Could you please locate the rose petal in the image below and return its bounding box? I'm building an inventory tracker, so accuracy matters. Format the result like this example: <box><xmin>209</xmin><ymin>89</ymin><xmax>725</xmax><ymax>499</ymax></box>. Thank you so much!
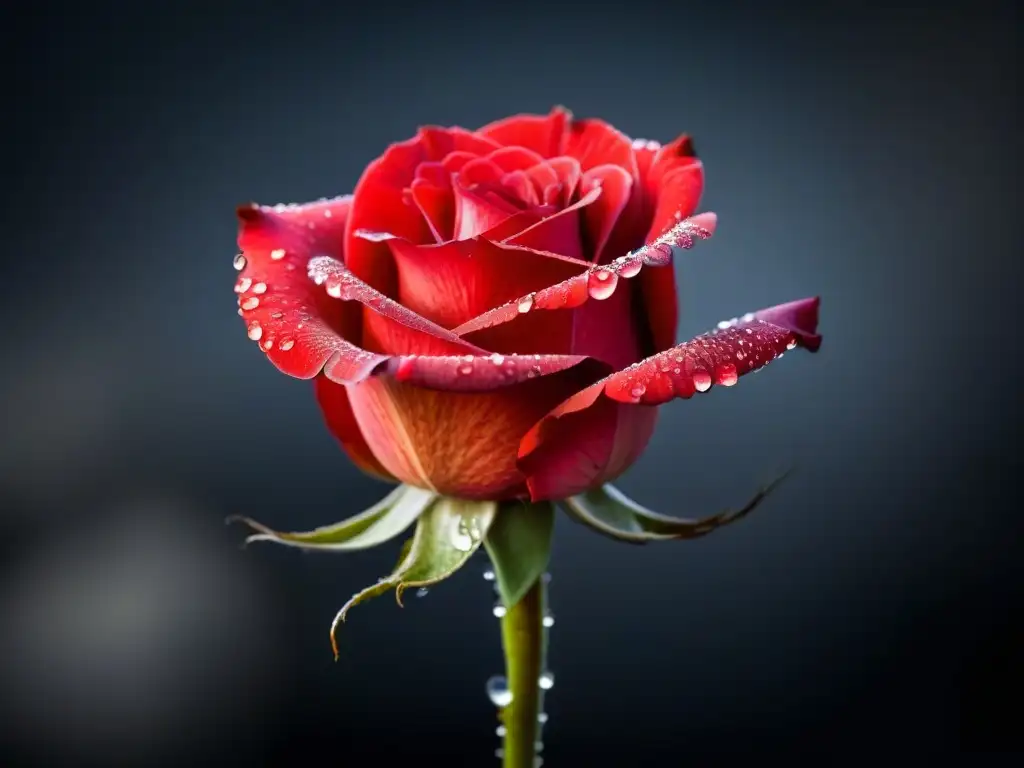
<box><xmin>451</xmin><ymin>176</ymin><xmax>523</xmax><ymax>240</ymax></box>
<box><xmin>453</xmin><ymin>213</ymin><xmax>717</xmax><ymax>339</ymax></box>
<box><xmin>545</xmin><ymin>156</ymin><xmax>582</xmax><ymax>207</ymax></box>
<box><xmin>314</xmin><ymin>377</ymin><xmax>396</xmax><ymax>481</ymax></box>
<box><xmin>579</xmin><ymin>164</ymin><xmax>633</xmax><ymax>262</ymax></box>
<box><xmin>384</xmin><ymin>233</ymin><xmax>588</xmax><ymax>329</ymax></box>
<box><xmin>477</xmin><ymin>106</ymin><xmax>572</xmax><ymax>158</ymax></box>
<box><xmin>564</xmin><ymin>117</ymin><xmax>639</xmax><ymax>175</ymax></box>
<box><xmin>503</xmin><ymin>184</ymin><xmax>601</xmax><ymax>259</ymax></box>
<box><xmin>388</xmin><ymin>352</ymin><xmax>594</xmax><ymax>391</ymax></box>
<box><xmin>409</xmin><ymin>177</ymin><xmax>451</xmax><ymax>243</ymax></box>
<box><xmin>638</xmin><ymin>135</ymin><xmax>705</xmax><ymax>352</ymax></box>
<box><xmin>306</xmin><ymin>254</ymin><xmax>482</xmax><ymax>356</ymax></box>
<box><xmin>345</xmin><ymin>127</ymin><xmax>501</xmax><ymax>295</ymax></box>
<box><xmin>346</xmin><ymin>357</ymin><xmax>606</xmax><ymax>499</ymax></box>
<box><xmin>517</xmin><ymin>297</ymin><xmax>822</xmax><ymax>500</ymax></box>
<box><xmin>486</xmin><ymin>145</ymin><xmax>549</xmax><ymax>173</ymax></box>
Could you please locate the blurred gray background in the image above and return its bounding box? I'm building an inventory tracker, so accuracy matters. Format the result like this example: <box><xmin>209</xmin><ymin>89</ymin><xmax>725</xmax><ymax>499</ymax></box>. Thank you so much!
<box><xmin>1</xmin><ymin>1</ymin><xmax>1019</xmax><ymax>765</ymax></box>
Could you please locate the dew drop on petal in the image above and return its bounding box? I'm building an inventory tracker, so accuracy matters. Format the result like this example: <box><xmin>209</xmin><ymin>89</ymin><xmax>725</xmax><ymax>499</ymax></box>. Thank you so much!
<box><xmin>261</xmin><ymin>338</ymin><xmax>274</xmax><ymax>351</ymax></box>
<box><xmin>241</xmin><ymin>296</ymin><xmax>260</xmax><ymax>310</ymax></box>
<box><xmin>538</xmin><ymin>671</ymin><xmax>555</xmax><ymax>690</ymax></box>
<box><xmin>486</xmin><ymin>676</ymin><xmax>513</xmax><ymax>708</ymax></box>
<box><xmin>786</xmin><ymin>337</ymin><xmax>798</xmax><ymax>350</ymax></box>
<box><xmin>587</xmin><ymin>268</ymin><xmax>618</xmax><ymax>300</ymax></box>
<box><xmin>492</xmin><ymin>601</ymin><xmax>507</xmax><ymax>618</ymax></box>
<box><xmin>246</xmin><ymin>321</ymin><xmax>263</xmax><ymax>341</ymax></box>
<box><xmin>451</xmin><ymin>517</ymin><xmax>476</xmax><ymax>551</ymax></box>
<box><xmin>279</xmin><ymin>338</ymin><xmax>295</xmax><ymax>351</ymax></box>
<box><xmin>715</xmin><ymin>362</ymin><xmax>738</xmax><ymax>387</ymax></box>
<box><xmin>489</xmin><ymin>353</ymin><xmax>505</xmax><ymax>366</ymax></box>
<box><xmin>692</xmin><ymin>369</ymin><xmax>712</xmax><ymax>392</ymax></box>
<box><xmin>458</xmin><ymin>361</ymin><xmax>475</xmax><ymax>375</ymax></box>
<box><xmin>518</xmin><ymin>294</ymin><xmax>535</xmax><ymax>313</ymax></box>
<box><xmin>233</xmin><ymin>253</ymin><xmax>246</xmax><ymax>271</ymax></box>
<box><xmin>742</xmin><ymin>312</ymin><xmax>756</xmax><ymax>323</ymax></box>
<box><xmin>235</xmin><ymin>276</ymin><xmax>252</xmax><ymax>293</ymax></box>
<box><xmin>270</xmin><ymin>248</ymin><xmax>286</xmax><ymax>260</ymax></box>
<box><xmin>629</xmin><ymin>383</ymin><xmax>646</xmax><ymax>399</ymax></box>
<box><xmin>252</xmin><ymin>282</ymin><xmax>267</xmax><ymax>294</ymax></box>
<box><xmin>617</xmin><ymin>255</ymin><xmax>642</xmax><ymax>278</ymax></box>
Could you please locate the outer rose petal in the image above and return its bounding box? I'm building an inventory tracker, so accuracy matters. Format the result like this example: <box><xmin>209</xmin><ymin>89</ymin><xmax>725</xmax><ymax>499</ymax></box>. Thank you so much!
<box><xmin>314</xmin><ymin>377</ymin><xmax>396</xmax><ymax>481</ymax></box>
<box><xmin>518</xmin><ymin>297</ymin><xmax>822</xmax><ymax>500</ymax></box>
<box><xmin>638</xmin><ymin>135</ymin><xmax>705</xmax><ymax>352</ymax></box>
<box><xmin>477</xmin><ymin>106</ymin><xmax>572</xmax><ymax>158</ymax></box>
<box><xmin>346</xmin><ymin>358</ymin><xmax>607</xmax><ymax>500</ymax></box>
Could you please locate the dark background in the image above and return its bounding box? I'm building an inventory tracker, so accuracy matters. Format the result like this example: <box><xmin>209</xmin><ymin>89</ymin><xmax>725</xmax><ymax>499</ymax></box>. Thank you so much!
<box><xmin>1</xmin><ymin>1</ymin><xmax>1019</xmax><ymax>765</ymax></box>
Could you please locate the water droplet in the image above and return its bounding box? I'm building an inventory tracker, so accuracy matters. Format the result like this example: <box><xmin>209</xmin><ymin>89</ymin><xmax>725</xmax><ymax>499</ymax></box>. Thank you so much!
<box><xmin>489</xmin><ymin>352</ymin><xmax>505</xmax><ymax>365</ymax></box>
<box><xmin>538</xmin><ymin>671</ymin><xmax>555</xmax><ymax>690</ymax></box>
<box><xmin>538</xmin><ymin>712</ymin><xmax>549</xmax><ymax>725</ymax></box>
<box><xmin>415</xmin><ymin>587</ymin><xmax>429</xmax><ymax>598</ymax></box>
<box><xmin>542</xmin><ymin>572</ymin><xmax>552</xmax><ymax>584</ymax></box>
<box><xmin>692</xmin><ymin>369</ymin><xmax>712</xmax><ymax>392</ymax></box>
<box><xmin>261</xmin><ymin>338</ymin><xmax>274</xmax><ymax>350</ymax></box>
<box><xmin>742</xmin><ymin>312</ymin><xmax>756</xmax><ymax>323</ymax></box>
<box><xmin>279</xmin><ymin>338</ymin><xmax>295</xmax><ymax>351</ymax></box>
<box><xmin>629</xmin><ymin>383</ymin><xmax>646</xmax><ymax>399</ymax></box>
<box><xmin>270</xmin><ymin>248</ymin><xmax>286</xmax><ymax>260</ymax></box>
<box><xmin>716</xmin><ymin>362</ymin><xmax>738</xmax><ymax>386</ymax></box>
<box><xmin>542</xmin><ymin>611</ymin><xmax>555</xmax><ymax>628</ymax></box>
<box><xmin>451</xmin><ymin>517</ymin><xmax>477</xmax><ymax>551</ymax></box>
<box><xmin>527</xmin><ymin>366</ymin><xmax>540</xmax><ymax>379</ymax></box>
<box><xmin>617</xmin><ymin>255</ymin><xmax>642</xmax><ymax>278</ymax></box>
<box><xmin>233</xmin><ymin>253</ymin><xmax>246</xmax><ymax>270</ymax></box>
<box><xmin>252</xmin><ymin>281</ymin><xmax>267</xmax><ymax>294</ymax></box>
<box><xmin>483</xmin><ymin>568</ymin><xmax>496</xmax><ymax>581</ymax></box>
<box><xmin>786</xmin><ymin>337</ymin><xmax>798</xmax><ymax>350</ymax></box>
<box><xmin>235</xmin><ymin>276</ymin><xmax>252</xmax><ymax>293</ymax></box>
<box><xmin>323</xmin><ymin>209</ymin><xmax>332</xmax><ymax>218</ymax></box>
<box><xmin>587</xmin><ymin>268</ymin><xmax>618</xmax><ymax>300</ymax></box>
<box><xmin>535</xmin><ymin>741</ymin><xmax>545</xmax><ymax>753</ymax></box>
<box><xmin>496</xmin><ymin>725</ymin><xmax>507</xmax><ymax>738</ymax></box>
<box><xmin>736</xmin><ymin>351</ymin><xmax>745</xmax><ymax>360</ymax></box>
<box><xmin>492</xmin><ymin>601</ymin><xmax>507</xmax><ymax>618</ymax></box>
<box><xmin>518</xmin><ymin>294</ymin><xmax>535</xmax><ymax>313</ymax></box>
<box><xmin>246</xmin><ymin>321</ymin><xmax>263</xmax><ymax>341</ymax></box>
<box><xmin>486</xmin><ymin>676</ymin><xmax>513</xmax><ymax>707</ymax></box>
<box><xmin>458</xmin><ymin>361</ymin><xmax>475</xmax><ymax>375</ymax></box>
<box><xmin>241</xmin><ymin>296</ymin><xmax>260</xmax><ymax>310</ymax></box>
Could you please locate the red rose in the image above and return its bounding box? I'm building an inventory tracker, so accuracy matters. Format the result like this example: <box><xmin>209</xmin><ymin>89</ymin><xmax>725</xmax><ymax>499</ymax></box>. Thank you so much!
<box><xmin>234</xmin><ymin>107</ymin><xmax>821</xmax><ymax>501</ymax></box>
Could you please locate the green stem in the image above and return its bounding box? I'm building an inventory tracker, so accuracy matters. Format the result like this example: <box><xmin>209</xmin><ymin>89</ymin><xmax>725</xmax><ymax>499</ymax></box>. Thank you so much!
<box><xmin>499</xmin><ymin>575</ymin><xmax>546</xmax><ymax>768</ymax></box>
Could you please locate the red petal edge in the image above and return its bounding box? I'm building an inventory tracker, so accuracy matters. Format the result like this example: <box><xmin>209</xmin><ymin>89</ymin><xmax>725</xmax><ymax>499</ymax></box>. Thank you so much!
<box><xmin>453</xmin><ymin>212</ymin><xmax>718</xmax><ymax>337</ymax></box>
<box><xmin>235</xmin><ymin>206</ymin><xmax>596</xmax><ymax>393</ymax></box>
<box><xmin>517</xmin><ymin>297</ymin><xmax>822</xmax><ymax>500</ymax></box>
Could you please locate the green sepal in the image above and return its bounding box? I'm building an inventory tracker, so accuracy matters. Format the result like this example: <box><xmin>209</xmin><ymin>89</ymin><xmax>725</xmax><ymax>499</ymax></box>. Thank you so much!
<box><xmin>484</xmin><ymin>500</ymin><xmax>556</xmax><ymax>609</ymax></box>
<box><xmin>227</xmin><ymin>484</ymin><xmax>435</xmax><ymax>551</ymax></box>
<box><xmin>329</xmin><ymin>496</ymin><xmax>497</xmax><ymax>658</ymax></box>
<box><xmin>560</xmin><ymin>470</ymin><xmax>792</xmax><ymax>544</ymax></box>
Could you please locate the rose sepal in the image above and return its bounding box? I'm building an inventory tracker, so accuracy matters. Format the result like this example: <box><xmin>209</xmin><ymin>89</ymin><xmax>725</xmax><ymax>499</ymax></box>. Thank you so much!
<box><xmin>329</xmin><ymin>495</ymin><xmax>497</xmax><ymax>657</ymax></box>
<box><xmin>484</xmin><ymin>500</ymin><xmax>556</xmax><ymax>610</ymax></box>
<box><xmin>227</xmin><ymin>484</ymin><xmax>436</xmax><ymax>551</ymax></box>
<box><xmin>559</xmin><ymin>469</ymin><xmax>792</xmax><ymax>544</ymax></box>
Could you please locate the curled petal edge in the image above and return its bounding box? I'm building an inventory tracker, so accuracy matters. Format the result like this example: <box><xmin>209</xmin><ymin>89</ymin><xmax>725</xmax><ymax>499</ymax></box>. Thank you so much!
<box><xmin>518</xmin><ymin>297</ymin><xmax>822</xmax><ymax>500</ymax></box>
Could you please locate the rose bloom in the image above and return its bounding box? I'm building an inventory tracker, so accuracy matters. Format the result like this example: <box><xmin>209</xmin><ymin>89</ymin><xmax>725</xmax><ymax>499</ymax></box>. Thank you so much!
<box><xmin>234</xmin><ymin>107</ymin><xmax>820</xmax><ymax>502</ymax></box>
